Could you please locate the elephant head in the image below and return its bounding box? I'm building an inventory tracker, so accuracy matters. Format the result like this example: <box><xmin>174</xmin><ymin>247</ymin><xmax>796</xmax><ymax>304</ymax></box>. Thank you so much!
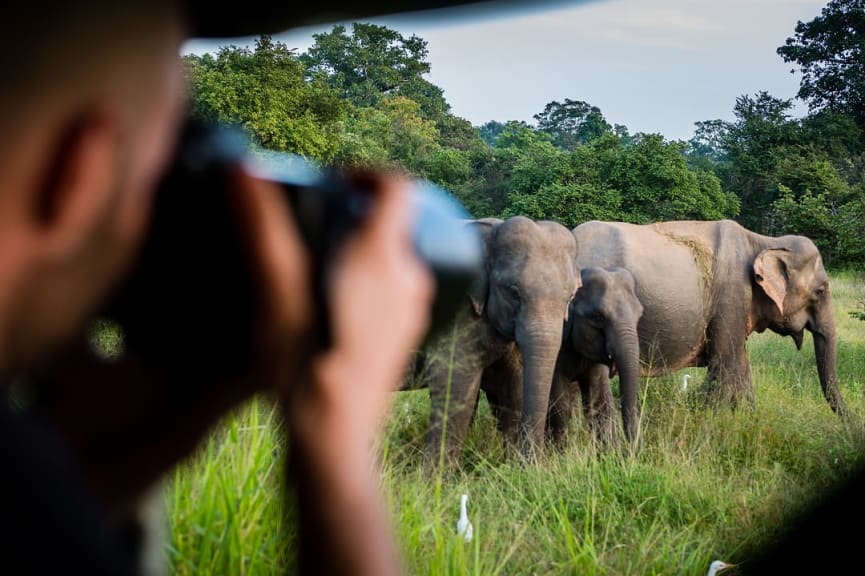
<box><xmin>469</xmin><ymin>216</ymin><xmax>581</xmax><ymax>456</ymax></box>
<box><xmin>752</xmin><ymin>235</ymin><xmax>846</xmax><ymax>415</ymax></box>
<box><xmin>567</xmin><ymin>267</ymin><xmax>644</xmax><ymax>442</ymax></box>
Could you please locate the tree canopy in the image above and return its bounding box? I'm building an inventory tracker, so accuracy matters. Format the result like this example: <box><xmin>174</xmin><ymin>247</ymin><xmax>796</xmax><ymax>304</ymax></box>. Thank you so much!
<box><xmin>184</xmin><ymin>11</ymin><xmax>865</xmax><ymax>268</ymax></box>
<box><xmin>533</xmin><ymin>99</ymin><xmax>612</xmax><ymax>150</ymax></box>
<box><xmin>777</xmin><ymin>0</ymin><xmax>865</xmax><ymax>126</ymax></box>
<box><xmin>184</xmin><ymin>36</ymin><xmax>345</xmax><ymax>160</ymax></box>
<box><xmin>301</xmin><ymin>23</ymin><xmax>437</xmax><ymax>111</ymax></box>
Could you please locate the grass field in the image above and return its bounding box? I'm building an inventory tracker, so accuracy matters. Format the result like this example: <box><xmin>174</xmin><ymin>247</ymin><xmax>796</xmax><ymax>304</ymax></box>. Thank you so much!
<box><xmin>166</xmin><ymin>272</ymin><xmax>865</xmax><ymax>575</ymax></box>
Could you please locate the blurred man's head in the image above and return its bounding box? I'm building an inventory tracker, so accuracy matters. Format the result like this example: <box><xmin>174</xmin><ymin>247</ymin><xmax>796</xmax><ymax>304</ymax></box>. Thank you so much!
<box><xmin>0</xmin><ymin>0</ymin><xmax>498</xmax><ymax>372</ymax></box>
<box><xmin>0</xmin><ymin>2</ymin><xmax>186</xmax><ymax>369</ymax></box>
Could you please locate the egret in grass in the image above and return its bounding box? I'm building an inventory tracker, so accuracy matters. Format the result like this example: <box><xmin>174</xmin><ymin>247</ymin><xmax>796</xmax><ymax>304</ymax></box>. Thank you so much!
<box><xmin>681</xmin><ymin>373</ymin><xmax>691</xmax><ymax>392</ymax></box>
<box><xmin>456</xmin><ymin>493</ymin><xmax>473</xmax><ymax>543</ymax></box>
<box><xmin>707</xmin><ymin>560</ymin><xmax>736</xmax><ymax>575</ymax></box>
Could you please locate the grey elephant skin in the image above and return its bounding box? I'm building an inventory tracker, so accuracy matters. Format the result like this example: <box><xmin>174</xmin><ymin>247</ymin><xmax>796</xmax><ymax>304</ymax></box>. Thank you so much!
<box><xmin>421</xmin><ymin>216</ymin><xmax>580</xmax><ymax>464</ymax></box>
<box><xmin>571</xmin><ymin>220</ymin><xmax>846</xmax><ymax>415</ymax></box>
<box><xmin>551</xmin><ymin>267</ymin><xmax>644</xmax><ymax>444</ymax></box>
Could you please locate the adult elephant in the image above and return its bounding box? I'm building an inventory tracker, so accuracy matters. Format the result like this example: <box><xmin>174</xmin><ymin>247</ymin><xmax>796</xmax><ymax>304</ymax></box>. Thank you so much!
<box><xmin>571</xmin><ymin>220</ymin><xmax>846</xmax><ymax>415</ymax></box>
<box><xmin>422</xmin><ymin>216</ymin><xmax>580</xmax><ymax>463</ymax></box>
<box><xmin>550</xmin><ymin>267</ymin><xmax>644</xmax><ymax>444</ymax></box>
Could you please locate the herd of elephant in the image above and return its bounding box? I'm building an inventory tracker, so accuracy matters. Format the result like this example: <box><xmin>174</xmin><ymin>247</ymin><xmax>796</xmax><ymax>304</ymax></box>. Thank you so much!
<box><xmin>406</xmin><ymin>216</ymin><xmax>847</xmax><ymax>464</ymax></box>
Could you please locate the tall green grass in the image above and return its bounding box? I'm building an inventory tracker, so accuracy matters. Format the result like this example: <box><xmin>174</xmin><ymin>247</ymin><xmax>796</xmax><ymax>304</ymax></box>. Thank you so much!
<box><xmin>166</xmin><ymin>272</ymin><xmax>865</xmax><ymax>575</ymax></box>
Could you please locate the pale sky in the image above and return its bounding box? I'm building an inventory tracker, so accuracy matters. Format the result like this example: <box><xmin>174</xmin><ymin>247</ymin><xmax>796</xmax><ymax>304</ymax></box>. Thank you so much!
<box><xmin>183</xmin><ymin>0</ymin><xmax>829</xmax><ymax>142</ymax></box>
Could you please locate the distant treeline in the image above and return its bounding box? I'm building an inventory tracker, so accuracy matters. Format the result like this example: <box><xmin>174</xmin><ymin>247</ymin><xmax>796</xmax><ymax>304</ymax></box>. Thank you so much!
<box><xmin>184</xmin><ymin>0</ymin><xmax>865</xmax><ymax>267</ymax></box>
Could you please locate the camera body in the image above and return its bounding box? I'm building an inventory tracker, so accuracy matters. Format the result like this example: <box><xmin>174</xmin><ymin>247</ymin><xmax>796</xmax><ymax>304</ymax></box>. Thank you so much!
<box><xmin>102</xmin><ymin>121</ymin><xmax>482</xmax><ymax>376</ymax></box>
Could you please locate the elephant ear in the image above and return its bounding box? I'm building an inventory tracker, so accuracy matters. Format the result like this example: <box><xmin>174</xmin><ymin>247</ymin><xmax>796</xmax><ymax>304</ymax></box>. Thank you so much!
<box><xmin>560</xmin><ymin>233</ymin><xmax>582</xmax><ymax>322</ymax></box>
<box><xmin>754</xmin><ymin>248</ymin><xmax>791</xmax><ymax>315</ymax></box>
<box><xmin>564</xmin><ymin>263</ymin><xmax>583</xmax><ymax>322</ymax></box>
<box><xmin>572</xmin><ymin>259</ymin><xmax>583</xmax><ymax>294</ymax></box>
<box><xmin>466</xmin><ymin>220</ymin><xmax>498</xmax><ymax>316</ymax></box>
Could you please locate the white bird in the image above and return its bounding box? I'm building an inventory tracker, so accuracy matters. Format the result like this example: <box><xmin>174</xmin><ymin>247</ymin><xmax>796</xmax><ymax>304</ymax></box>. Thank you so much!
<box><xmin>707</xmin><ymin>560</ymin><xmax>736</xmax><ymax>576</ymax></box>
<box><xmin>681</xmin><ymin>373</ymin><xmax>691</xmax><ymax>392</ymax></box>
<box><xmin>456</xmin><ymin>493</ymin><xmax>473</xmax><ymax>543</ymax></box>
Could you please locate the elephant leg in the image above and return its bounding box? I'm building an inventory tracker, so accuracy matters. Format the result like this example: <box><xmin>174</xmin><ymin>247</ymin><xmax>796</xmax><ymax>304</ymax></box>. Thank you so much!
<box><xmin>486</xmin><ymin>386</ymin><xmax>502</xmax><ymax>431</ymax></box>
<box><xmin>547</xmin><ymin>369</ymin><xmax>577</xmax><ymax>447</ymax></box>
<box><xmin>423</xmin><ymin>314</ymin><xmax>496</xmax><ymax>468</ymax></box>
<box><xmin>401</xmin><ymin>349</ymin><xmax>429</xmax><ymax>391</ymax></box>
<box><xmin>469</xmin><ymin>389</ymin><xmax>482</xmax><ymax>428</ymax></box>
<box><xmin>425</xmin><ymin>366</ymin><xmax>482</xmax><ymax>468</ymax></box>
<box><xmin>578</xmin><ymin>363</ymin><xmax>617</xmax><ymax>445</ymax></box>
<box><xmin>703</xmin><ymin>320</ymin><xmax>753</xmax><ymax>408</ymax></box>
<box><xmin>481</xmin><ymin>346</ymin><xmax>523</xmax><ymax>456</ymax></box>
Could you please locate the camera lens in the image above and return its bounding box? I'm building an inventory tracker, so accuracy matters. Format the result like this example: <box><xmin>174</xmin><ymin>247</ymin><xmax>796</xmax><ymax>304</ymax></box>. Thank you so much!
<box><xmin>104</xmin><ymin>120</ymin><xmax>482</xmax><ymax>373</ymax></box>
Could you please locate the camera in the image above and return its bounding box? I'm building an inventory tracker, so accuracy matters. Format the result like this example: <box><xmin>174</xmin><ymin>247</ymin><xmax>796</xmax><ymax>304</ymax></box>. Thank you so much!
<box><xmin>102</xmin><ymin>120</ymin><xmax>482</xmax><ymax>376</ymax></box>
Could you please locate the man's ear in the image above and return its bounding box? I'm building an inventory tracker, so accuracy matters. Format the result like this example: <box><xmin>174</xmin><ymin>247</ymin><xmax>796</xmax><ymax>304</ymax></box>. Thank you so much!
<box><xmin>32</xmin><ymin>110</ymin><xmax>120</xmax><ymax>253</ymax></box>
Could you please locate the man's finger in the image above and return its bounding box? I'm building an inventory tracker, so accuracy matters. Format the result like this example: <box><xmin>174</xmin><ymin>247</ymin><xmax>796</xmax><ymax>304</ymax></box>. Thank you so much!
<box><xmin>228</xmin><ymin>168</ymin><xmax>312</xmax><ymax>334</ymax></box>
<box><xmin>363</xmin><ymin>173</ymin><xmax>414</xmax><ymax>250</ymax></box>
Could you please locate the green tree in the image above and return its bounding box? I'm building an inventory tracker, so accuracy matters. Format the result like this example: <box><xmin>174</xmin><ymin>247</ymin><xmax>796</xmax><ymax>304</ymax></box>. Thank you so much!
<box><xmin>301</xmin><ymin>23</ymin><xmax>434</xmax><ymax>109</ymax></box>
<box><xmin>473</xmin><ymin>121</ymin><xmax>549</xmax><ymax>216</ymax></box>
<box><xmin>493</xmin><ymin>120</ymin><xmax>550</xmax><ymax>149</ymax></box>
<box><xmin>397</xmin><ymin>77</ymin><xmax>451</xmax><ymax>125</ymax></box>
<box><xmin>333</xmin><ymin>96</ymin><xmax>440</xmax><ymax>174</ymax></box>
<box><xmin>458</xmin><ymin>144</ymin><xmax>511</xmax><ymax>216</ymax></box>
<box><xmin>613</xmin><ymin>123</ymin><xmax>636</xmax><ymax>147</ymax></box>
<box><xmin>777</xmin><ymin>0</ymin><xmax>865</xmax><ymax>128</ymax></box>
<box><xmin>501</xmin><ymin>141</ymin><xmax>623</xmax><ymax>227</ymax></box>
<box><xmin>716</xmin><ymin>92</ymin><xmax>800</xmax><ymax>230</ymax></box>
<box><xmin>331</xmin><ymin>106</ymin><xmax>391</xmax><ymax>168</ymax></box>
<box><xmin>533</xmin><ymin>99</ymin><xmax>612</xmax><ymax>150</ymax></box>
<box><xmin>423</xmin><ymin>147</ymin><xmax>472</xmax><ymax>186</ymax></box>
<box><xmin>688</xmin><ymin>120</ymin><xmax>729</xmax><ymax>161</ymax></box>
<box><xmin>437</xmin><ymin>115</ymin><xmax>486</xmax><ymax>151</ymax></box>
<box><xmin>770</xmin><ymin>185</ymin><xmax>837</xmax><ymax>260</ymax></box>
<box><xmin>478</xmin><ymin>120</ymin><xmax>506</xmax><ymax>146</ymax></box>
<box><xmin>378</xmin><ymin>96</ymin><xmax>440</xmax><ymax>169</ymax></box>
<box><xmin>184</xmin><ymin>36</ymin><xmax>344</xmax><ymax>160</ymax></box>
<box><xmin>609</xmin><ymin>134</ymin><xmax>739</xmax><ymax>223</ymax></box>
<box><xmin>836</xmin><ymin>186</ymin><xmax>865</xmax><ymax>264</ymax></box>
<box><xmin>801</xmin><ymin>110</ymin><xmax>865</xmax><ymax>180</ymax></box>
<box><xmin>497</xmin><ymin>130</ymin><xmax>736</xmax><ymax>228</ymax></box>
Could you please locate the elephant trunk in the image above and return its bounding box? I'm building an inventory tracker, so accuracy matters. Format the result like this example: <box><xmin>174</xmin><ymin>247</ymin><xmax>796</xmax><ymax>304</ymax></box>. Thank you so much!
<box><xmin>516</xmin><ymin>315</ymin><xmax>564</xmax><ymax>459</ymax></box>
<box><xmin>608</xmin><ymin>323</ymin><xmax>641</xmax><ymax>443</ymax></box>
<box><xmin>812</xmin><ymin>295</ymin><xmax>847</xmax><ymax>416</ymax></box>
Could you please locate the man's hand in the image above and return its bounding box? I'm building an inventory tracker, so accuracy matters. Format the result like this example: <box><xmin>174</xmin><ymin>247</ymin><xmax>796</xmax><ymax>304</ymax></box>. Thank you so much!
<box><xmin>232</xmin><ymin>168</ymin><xmax>433</xmax><ymax>441</ymax></box>
<box><xmin>235</xmin><ymin>169</ymin><xmax>433</xmax><ymax>576</ymax></box>
<box><xmin>26</xmin><ymin>165</ymin><xmax>433</xmax><ymax>576</ymax></box>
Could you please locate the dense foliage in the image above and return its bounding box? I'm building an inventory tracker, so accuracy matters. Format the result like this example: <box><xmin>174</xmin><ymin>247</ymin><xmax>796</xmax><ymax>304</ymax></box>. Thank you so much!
<box><xmin>778</xmin><ymin>0</ymin><xmax>865</xmax><ymax>127</ymax></box>
<box><xmin>184</xmin><ymin>4</ymin><xmax>865</xmax><ymax>266</ymax></box>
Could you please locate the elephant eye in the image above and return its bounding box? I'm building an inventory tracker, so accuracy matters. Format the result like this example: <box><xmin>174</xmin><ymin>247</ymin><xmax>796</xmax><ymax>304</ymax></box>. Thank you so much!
<box><xmin>508</xmin><ymin>284</ymin><xmax>520</xmax><ymax>298</ymax></box>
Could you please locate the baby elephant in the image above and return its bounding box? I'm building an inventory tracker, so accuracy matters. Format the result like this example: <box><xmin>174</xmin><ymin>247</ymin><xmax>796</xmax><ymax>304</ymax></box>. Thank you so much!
<box><xmin>550</xmin><ymin>267</ymin><xmax>643</xmax><ymax>444</ymax></box>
